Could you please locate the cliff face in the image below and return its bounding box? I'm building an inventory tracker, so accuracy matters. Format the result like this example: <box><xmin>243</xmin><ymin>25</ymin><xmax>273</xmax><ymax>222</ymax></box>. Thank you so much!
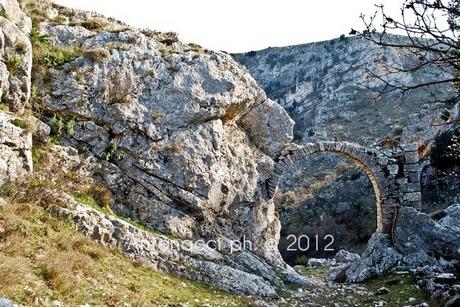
<box><xmin>234</xmin><ymin>36</ymin><xmax>456</xmax><ymax>145</ymax></box>
<box><xmin>0</xmin><ymin>0</ymin><xmax>308</xmax><ymax>296</ymax></box>
<box><xmin>31</xmin><ymin>3</ymin><xmax>296</xmax><ymax>265</ymax></box>
<box><xmin>0</xmin><ymin>0</ymin><xmax>32</xmax><ymax>113</ymax></box>
<box><xmin>0</xmin><ymin>0</ymin><xmax>33</xmax><ymax>184</ymax></box>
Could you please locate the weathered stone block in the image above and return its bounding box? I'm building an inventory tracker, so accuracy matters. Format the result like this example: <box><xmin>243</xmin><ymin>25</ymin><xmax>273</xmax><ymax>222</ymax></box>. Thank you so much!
<box><xmin>387</xmin><ymin>164</ymin><xmax>399</xmax><ymax>176</ymax></box>
<box><xmin>404</xmin><ymin>163</ymin><xmax>421</xmax><ymax>173</ymax></box>
<box><xmin>318</xmin><ymin>142</ymin><xmax>325</xmax><ymax>151</ymax></box>
<box><xmin>404</xmin><ymin>151</ymin><xmax>420</xmax><ymax>164</ymax></box>
<box><xmin>403</xmin><ymin>192</ymin><xmax>422</xmax><ymax>202</ymax></box>
<box><xmin>402</xmin><ymin>143</ymin><xmax>419</xmax><ymax>152</ymax></box>
<box><xmin>408</xmin><ymin>171</ymin><xmax>420</xmax><ymax>184</ymax></box>
<box><xmin>400</xmin><ymin>183</ymin><xmax>421</xmax><ymax>193</ymax></box>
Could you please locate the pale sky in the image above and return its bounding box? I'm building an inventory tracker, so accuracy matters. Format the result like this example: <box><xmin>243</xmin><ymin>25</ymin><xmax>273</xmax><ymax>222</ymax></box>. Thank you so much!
<box><xmin>54</xmin><ymin>0</ymin><xmax>403</xmax><ymax>53</ymax></box>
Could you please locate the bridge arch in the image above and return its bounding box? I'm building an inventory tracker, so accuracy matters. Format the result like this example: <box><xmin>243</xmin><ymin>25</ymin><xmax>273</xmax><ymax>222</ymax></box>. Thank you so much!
<box><xmin>268</xmin><ymin>141</ymin><xmax>399</xmax><ymax>233</ymax></box>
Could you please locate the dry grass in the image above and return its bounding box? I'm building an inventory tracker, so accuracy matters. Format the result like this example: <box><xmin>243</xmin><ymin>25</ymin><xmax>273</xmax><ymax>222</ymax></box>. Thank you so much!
<box><xmin>84</xmin><ymin>48</ymin><xmax>111</xmax><ymax>62</ymax></box>
<box><xmin>0</xmin><ymin>200</ymin><xmax>249</xmax><ymax>306</ymax></box>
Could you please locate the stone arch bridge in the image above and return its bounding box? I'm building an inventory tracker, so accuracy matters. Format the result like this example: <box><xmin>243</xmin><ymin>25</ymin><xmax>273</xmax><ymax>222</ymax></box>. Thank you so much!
<box><xmin>267</xmin><ymin>141</ymin><xmax>424</xmax><ymax>234</ymax></box>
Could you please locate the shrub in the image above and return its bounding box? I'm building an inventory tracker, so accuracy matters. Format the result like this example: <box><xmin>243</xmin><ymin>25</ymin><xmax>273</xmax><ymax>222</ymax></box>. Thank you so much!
<box><xmin>30</xmin><ymin>26</ymin><xmax>83</xmax><ymax>69</ymax></box>
<box><xmin>65</xmin><ymin>119</ymin><xmax>75</xmax><ymax>136</ymax></box>
<box><xmin>431</xmin><ymin>128</ymin><xmax>460</xmax><ymax>175</ymax></box>
<box><xmin>11</xmin><ymin>118</ymin><xmax>29</xmax><ymax>130</ymax></box>
<box><xmin>40</xmin><ymin>45</ymin><xmax>83</xmax><ymax>68</ymax></box>
<box><xmin>73</xmin><ymin>185</ymin><xmax>114</xmax><ymax>213</ymax></box>
<box><xmin>0</xmin><ymin>9</ymin><xmax>8</xmax><ymax>19</ymax></box>
<box><xmin>75</xmin><ymin>71</ymin><xmax>85</xmax><ymax>84</ymax></box>
<box><xmin>4</xmin><ymin>52</ymin><xmax>23</xmax><ymax>76</ymax></box>
<box><xmin>80</xmin><ymin>19</ymin><xmax>105</xmax><ymax>31</ymax></box>
<box><xmin>164</xmin><ymin>142</ymin><xmax>181</xmax><ymax>154</ymax></box>
<box><xmin>104</xmin><ymin>143</ymin><xmax>123</xmax><ymax>162</ymax></box>
<box><xmin>188</xmin><ymin>43</ymin><xmax>204</xmax><ymax>53</ymax></box>
<box><xmin>159</xmin><ymin>48</ymin><xmax>170</xmax><ymax>58</ymax></box>
<box><xmin>294</xmin><ymin>255</ymin><xmax>309</xmax><ymax>266</ymax></box>
<box><xmin>51</xmin><ymin>15</ymin><xmax>67</xmax><ymax>25</ymax></box>
<box><xmin>0</xmin><ymin>182</ymin><xmax>15</xmax><ymax>197</ymax></box>
<box><xmin>0</xmin><ymin>102</ymin><xmax>9</xmax><ymax>112</ymax></box>
<box><xmin>159</xmin><ymin>32</ymin><xmax>179</xmax><ymax>46</ymax></box>
<box><xmin>51</xmin><ymin>114</ymin><xmax>64</xmax><ymax>138</ymax></box>
<box><xmin>14</xmin><ymin>41</ymin><xmax>29</xmax><ymax>54</ymax></box>
<box><xmin>76</xmin><ymin>97</ymin><xmax>86</xmax><ymax>107</ymax></box>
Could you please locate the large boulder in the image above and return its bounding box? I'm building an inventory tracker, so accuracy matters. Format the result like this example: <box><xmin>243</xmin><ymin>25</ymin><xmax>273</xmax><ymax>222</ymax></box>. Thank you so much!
<box><xmin>345</xmin><ymin>233</ymin><xmax>402</xmax><ymax>283</ymax></box>
<box><xmin>394</xmin><ymin>205</ymin><xmax>460</xmax><ymax>267</ymax></box>
<box><xmin>0</xmin><ymin>0</ymin><xmax>32</xmax><ymax>113</ymax></box>
<box><xmin>335</xmin><ymin>249</ymin><xmax>361</xmax><ymax>264</ymax></box>
<box><xmin>0</xmin><ymin>298</ymin><xmax>13</xmax><ymax>307</ymax></box>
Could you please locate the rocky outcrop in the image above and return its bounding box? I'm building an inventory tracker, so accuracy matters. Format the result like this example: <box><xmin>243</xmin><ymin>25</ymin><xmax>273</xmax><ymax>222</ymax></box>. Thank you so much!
<box><xmin>33</xmin><ymin>7</ymin><xmax>298</xmax><ymax>271</ymax></box>
<box><xmin>326</xmin><ymin>204</ymin><xmax>460</xmax><ymax>303</ymax></box>
<box><xmin>344</xmin><ymin>233</ymin><xmax>402</xmax><ymax>283</ymax></box>
<box><xmin>395</xmin><ymin>205</ymin><xmax>460</xmax><ymax>267</ymax></box>
<box><xmin>46</xmin><ymin>189</ymin><xmax>279</xmax><ymax>297</ymax></box>
<box><xmin>0</xmin><ymin>111</ymin><xmax>32</xmax><ymax>186</ymax></box>
<box><xmin>335</xmin><ymin>249</ymin><xmax>360</xmax><ymax>264</ymax></box>
<box><xmin>37</xmin><ymin>12</ymin><xmax>291</xmax><ymax>257</ymax></box>
<box><xmin>0</xmin><ymin>298</ymin><xmax>13</xmax><ymax>307</ymax></box>
<box><xmin>0</xmin><ymin>1</ymin><xmax>33</xmax><ymax>186</ymax></box>
<box><xmin>1</xmin><ymin>0</ymin><xmax>315</xmax><ymax>291</ymax></box>
<box><xmin>0</xmin><ymin>0</ymin><xmax>32</xmax><ymax>113</ymax></box>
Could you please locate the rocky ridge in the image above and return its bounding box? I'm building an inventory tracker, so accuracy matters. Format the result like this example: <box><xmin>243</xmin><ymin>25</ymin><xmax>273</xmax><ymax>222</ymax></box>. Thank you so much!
<box><xmin>234</xmin><ymin>28</ymin><xmax>460</xmax><ymax>264</ymax></box>
<box><xmin>234</xmin><ymin>36</ymin><xmax>457</xmax><ymax>145</ymax></box>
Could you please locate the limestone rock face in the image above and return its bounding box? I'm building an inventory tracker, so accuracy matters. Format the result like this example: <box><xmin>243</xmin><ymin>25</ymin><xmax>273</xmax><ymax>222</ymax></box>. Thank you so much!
<box><xmin>35</xmin><ymin>7</ymin><xmax>294</xmax><ymax>270</ymax></box>
<box><xmin>0</xmin><ymin>298</ymin><xmax>14</xmax><ymax>307</ymax></box>
<box><xmin>0</xmin><ymin>0</ymin><xmax>32</xmax><ymax>113</ymax></box>
<box><xmin>0</xmin><ymin>111</ymin><xmax>33</xmax><ymax>186</ymax></box>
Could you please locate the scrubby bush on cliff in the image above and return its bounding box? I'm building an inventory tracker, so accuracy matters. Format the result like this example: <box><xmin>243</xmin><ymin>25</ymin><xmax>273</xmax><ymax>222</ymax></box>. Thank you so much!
<box><xmin>431</xmin><ymin>128</ymin><xmax>460</xmax><ymax>176</ymax></box>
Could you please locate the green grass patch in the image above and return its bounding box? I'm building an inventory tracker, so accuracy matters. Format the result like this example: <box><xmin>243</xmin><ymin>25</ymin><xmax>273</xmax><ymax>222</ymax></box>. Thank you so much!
<box><xmin>30</xmin><ymin>27</ymin><xmax>83</xmax><ymax>69</ymax></box>
<box><xmin>0</xmin><ymin>102</ymin><xmax>9</xmax><ymax>112</ymax></box>
<box><xmin>358</xmin><ymin>273</ymin><xmax>441</xmax><ymax>307</ymax></box>
<box><xmin>11</xmin><ymin>118</ymin><xmax>29</xmax><ymax>130</ymax></box>
<box><xmin>5</xmin><ymin>52</ymin><xmax>23</xmax><ymax>76</ymax></box>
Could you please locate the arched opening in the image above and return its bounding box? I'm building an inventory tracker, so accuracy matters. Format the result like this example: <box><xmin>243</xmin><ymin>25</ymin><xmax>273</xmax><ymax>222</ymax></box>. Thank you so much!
<box><xmin>271</xmin><ymin>142</ymin><xmax>386</xmax><ymax>266</ymax></box>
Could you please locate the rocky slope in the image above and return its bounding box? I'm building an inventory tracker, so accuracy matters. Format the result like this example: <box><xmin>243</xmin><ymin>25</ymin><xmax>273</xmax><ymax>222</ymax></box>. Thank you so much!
<box><xmin>234</xmin><ymin>36</ymin><xmax>457</xmax><ymax>145</ymax></box>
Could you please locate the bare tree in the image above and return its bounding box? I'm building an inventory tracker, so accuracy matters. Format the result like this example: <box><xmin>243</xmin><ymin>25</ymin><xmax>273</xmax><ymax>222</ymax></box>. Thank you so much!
<box><xmin>353</xmin><ymin>0</ymin><xmax>460</xmax><ymax>175</ymax></box>
<box><xmin>352</xmin><ymin>0</ymin><xmax>460</xmax><ymax>117</ymax></box>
